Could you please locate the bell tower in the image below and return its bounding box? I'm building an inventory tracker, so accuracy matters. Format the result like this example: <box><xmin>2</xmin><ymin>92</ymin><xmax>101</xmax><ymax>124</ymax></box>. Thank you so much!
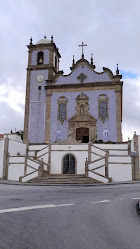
<box><xmin>23</xmin><ymin>36</ymin><xmax>61</xmax><ymax>143</ymax></box>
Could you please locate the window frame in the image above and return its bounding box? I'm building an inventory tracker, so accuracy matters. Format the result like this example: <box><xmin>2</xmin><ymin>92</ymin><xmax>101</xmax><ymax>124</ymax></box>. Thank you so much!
<box><xmin>57</xmin><ymin>96</ymin><xmax>68</xmax><ymax>124</ymax></box>
<box><xmin>98</xmin><ymin>94</ymin><xmax>109</xmax><ymax>122</ymax></box>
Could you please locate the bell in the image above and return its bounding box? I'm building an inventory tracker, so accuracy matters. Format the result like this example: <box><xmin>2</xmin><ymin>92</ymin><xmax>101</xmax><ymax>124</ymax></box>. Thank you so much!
<box><xmin>39</xmin><ymin>58</ymin><xmax>43</xmax><ymax>63</ymax></box>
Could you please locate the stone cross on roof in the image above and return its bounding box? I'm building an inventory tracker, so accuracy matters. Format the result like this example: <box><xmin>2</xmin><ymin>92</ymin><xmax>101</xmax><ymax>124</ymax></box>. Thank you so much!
<box><xmin>79</xmin><ymin>42</ymin><xmax>87</xmax><ymax>59</ymax></box>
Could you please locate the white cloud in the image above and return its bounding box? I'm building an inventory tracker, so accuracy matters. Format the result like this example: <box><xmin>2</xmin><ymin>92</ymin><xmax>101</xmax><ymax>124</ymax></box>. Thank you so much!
<box><xmin>122</xmin><ymin>76</ymin><xmax>140</xmax><ymax>141</ymax></box>
<box><xmin>0</xmin><ymin>0</ymin><xmax>140</xmax><ymax>139</ymax></box>
<box><xmin>0</xmin><ymin>84</ymin><xmax>25</xmax><ymax>113</ymax></box>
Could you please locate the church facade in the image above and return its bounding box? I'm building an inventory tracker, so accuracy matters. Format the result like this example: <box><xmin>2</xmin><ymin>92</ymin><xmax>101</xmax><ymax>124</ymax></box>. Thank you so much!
<box><xmin>1</xmin><ymin>37</ymin><xmax>139</xmax><ymax>184</ymax></box>
<box><xmin>24</xmin><ymin>36</ymin><xmax>123</xmax><ymax>144</ymax></box>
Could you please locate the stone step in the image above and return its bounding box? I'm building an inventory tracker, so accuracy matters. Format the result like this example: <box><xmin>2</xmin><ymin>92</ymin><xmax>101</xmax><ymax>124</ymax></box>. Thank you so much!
<box><xmin>27</xmin><ymin>175</ymin><xmax>101</xmax><ymax>184</ymax></box>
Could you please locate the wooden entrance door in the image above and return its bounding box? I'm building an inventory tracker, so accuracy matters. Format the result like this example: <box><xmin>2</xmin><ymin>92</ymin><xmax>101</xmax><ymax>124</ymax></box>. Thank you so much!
<box><xmin>76</xmin><ymin>127</ymin><xmax>89</xmax><ymax>143</ymax></box>
<box><xmin>63</xmin><ymin>154</ymin><xmax>75</xmax><ymax>174</ymax></box>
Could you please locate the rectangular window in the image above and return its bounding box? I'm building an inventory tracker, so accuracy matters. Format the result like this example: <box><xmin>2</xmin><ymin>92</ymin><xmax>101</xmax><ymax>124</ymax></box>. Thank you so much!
<box><xmin>59</xmin><ymin>103</ymin><xmax>66</xmax><ymax>119</ymax></box>
<box><xmin>99</xmin><ymin>101</ymin><xmax>107</xmax><ymax>117</ymax></box>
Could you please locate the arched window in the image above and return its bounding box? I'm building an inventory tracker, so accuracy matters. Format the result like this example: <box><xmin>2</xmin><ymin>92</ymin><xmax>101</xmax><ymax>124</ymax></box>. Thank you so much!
<box><xmin>99</xmin><ymin>101</ymin><xmax>107</xmax><ymax>117</ymax></box>
<box><xmin>57</xmin><ymin>96</ymin><xmax>68</xmax><ymax>123</ymax></box>
<box><xmin>98</xmin><ymin>94</ymin><xmax>109</xmax><ymax>122</ymax></box>
<box><xmin>37</xmin><ymin>51</ymin><xmax>44</xmax><ymax>65</ymax></box>
<box><xmin>59</xmin><ymin>103</ymin><xmax>66</xmax><ymax>119</ymax></box>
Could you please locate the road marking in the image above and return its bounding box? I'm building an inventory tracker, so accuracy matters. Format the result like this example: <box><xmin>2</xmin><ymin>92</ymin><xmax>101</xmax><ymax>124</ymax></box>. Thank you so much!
<box><xmin>132</xmin><ymin>198</ymin><xmax>140</xmax><ymax>200</ymax></box>
<box><xmin>90</xmin><ymin>200</ymin><xmax>110</xmax><ymax>204</ymax></box>
<box><xmin>0</xmin><ymin>203</ymin><xmax>75</xmax><ymax>214</ymax></box>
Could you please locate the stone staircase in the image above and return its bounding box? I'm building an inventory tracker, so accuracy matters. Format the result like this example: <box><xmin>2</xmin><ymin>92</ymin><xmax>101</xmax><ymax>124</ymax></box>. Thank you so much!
<box><xmin>27</xmin><ymin>174</ymin><xmax>101</xmax><ymax>184</ymax></box>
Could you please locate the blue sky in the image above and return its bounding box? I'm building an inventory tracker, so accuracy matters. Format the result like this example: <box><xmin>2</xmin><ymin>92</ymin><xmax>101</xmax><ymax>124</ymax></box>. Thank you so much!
<box><xmin>120</xmin><ymin>71</ymin><xmax>139</xmax><ymax>79</ymax></box>
<box><xmin>0</xmin><ymin>0</ymin><xmax>140</xmax><ymax>141</ymax></box>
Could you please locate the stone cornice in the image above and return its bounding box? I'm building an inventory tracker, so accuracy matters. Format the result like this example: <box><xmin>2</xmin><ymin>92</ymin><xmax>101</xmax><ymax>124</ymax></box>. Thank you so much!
<box><xmin>27</xmin><ymin>42</ymin><xmax>61</xmax><ymax>58</ymax></box>
<box><xmin>27</xmin><ymin>64</ymin><xmax>56</xmax><ymax>71</ymax></box>
<box><xmin>44</xmin><ymin>81</ymin><xmax>123</xmax><ymax>90</ymax></box>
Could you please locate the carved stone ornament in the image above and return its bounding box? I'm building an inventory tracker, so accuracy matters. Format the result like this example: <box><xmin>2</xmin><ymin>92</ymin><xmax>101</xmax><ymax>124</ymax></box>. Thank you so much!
<box><xmin>77</xmin><ymin>73</ymin><xmax>87</xmax><ymax>83</ymax></box>
<box><xmin>68</xmin><ymin>93</ymin><xmax>97</xmax><ymax>141</ymax></box>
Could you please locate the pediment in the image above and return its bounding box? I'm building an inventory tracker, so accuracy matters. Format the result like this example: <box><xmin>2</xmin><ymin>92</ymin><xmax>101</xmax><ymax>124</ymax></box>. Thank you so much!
<box><xmin>69</xmin><ymin>114</ymin><xmax>97</xmax><ymax>124</ymax></box>
<box><xmin>54</xmin><ymin>59</ymin><xmax>115</xmax><ymax>85</ymax></box>
<box><xmin>57</xmin><ymin>137</ymin><xmax>81</xmax><ymax>145</ymax></box>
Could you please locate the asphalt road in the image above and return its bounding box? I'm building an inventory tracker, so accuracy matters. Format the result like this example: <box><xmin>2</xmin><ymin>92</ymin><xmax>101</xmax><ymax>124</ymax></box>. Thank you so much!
<box><xmin>0</xmin><ymin>183</ymin><xmax>140</xmax><ymax>249</ymax></box>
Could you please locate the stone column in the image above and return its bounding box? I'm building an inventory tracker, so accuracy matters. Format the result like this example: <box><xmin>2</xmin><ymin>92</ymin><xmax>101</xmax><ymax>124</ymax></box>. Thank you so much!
<box><xmin>105</xmin><ymin>151</ymin><xmax>109</xmax><ymax>177</ymax></box>
<box><xmin>133</xmin><ymin>133</ymin><xmax>139</xmax><ymax>180</ymax></box>
<box><xmin>85</xmin><ymin>158</ymin><xmax>88</xmax><ymax>178</ymax></box>
<box><xmin>2</xmin><ymin>136</ymin><xmax>9</xmax><ymax>180</ymax></box>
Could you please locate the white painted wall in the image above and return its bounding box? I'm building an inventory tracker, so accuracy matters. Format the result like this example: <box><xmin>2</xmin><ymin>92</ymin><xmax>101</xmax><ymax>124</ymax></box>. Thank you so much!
<box><xmin>91</xmin><ymin>153</ymin><xmax>101</xmax><ymax>161</ymax></box>
<box><xmin>27</xmin><ymin>159</ymin><xmax>40</xmax><ymax>169</ymax></box>
<box><xmin>9</xmin><ymin>157</ymin><xmax>25</xmax><ymax>163</ymax></box>
<box><xmin>108</xmin><ymin>156</ymin><xmax>131</xmax><ymax>163</ymax></box>
<box><xmin>4</xmin><ymin>134</ymin><xmax>23</xmax><ymax>143</ymax></box>
<box><xmin>88</xmin><ymin>159</ymin><xmax>105</xmax><ymax>170</ymax></box>
<box><xmin>109</xmin><ymin>150</ymin><xmax>128</xmax><ymax>156</ymax></box>
<box><xmin>88</xmin><ymin>171</ymin><xmax>109</xmax><ymax>183</ymax></box>
<box><xmin>138</xmin><ymin>136</ymin><xmax>140</xmax><ymax>175</ymax></box>
<box><xmin>94</xmin><ymin>166</ymin><xmax>105</xmax><ymax>175</ymax></box>
<box><xmin>95</xmin><ymin>143</ymin><xmax>128</xmax><ymax>150</ymax></box>
<box><xmin>28</xmin><ymin>151</ymin><xmax>35</xmax><ymax>157</ymax></box>
<box><xmin>52</xmin><ymin>144</ymin><xmax>88</xmax><ymax>151</ymax></box>
<box><xmin>51</xmin><ymin>144</ymin><xmax>88</xmax><ymax>175</ymax></box>
<box><xmin>108</xmin><ymin>164</ymin><xmax>132</xmax><ymax>182</ymax></box>
<box><xmin>37</xmin><ymin>146</ymin><xmax>49</xmax><ymax>157</ymax></box>
<box><xmin>8</xmin><ymin>140</ymin><xmax>27</xmax><ymax>156</ymax></box>
<box><xmin>38</xmin><ymin>153</ymin><xmax>48</xmax><ymax>164</ymax></box>
<box><xmin>131</xmin><ymin>137</ymin><xmax>135</xmax><ymax>152</ymax></box>
<box><xmin>22</xmin><ymin>171</ymin><xmax>38</xmax><ymax>182</ymax></box>
<box><xmin>0</xmin><ymin>139</ymin><xmax>4</xmax><ymax>178</ymax></box>
<box><xmin>29</xmin><ymin>144</ymin><xmax>47</xmax><ymax>151</ymax></box>
<box><xmin>8</xmin><ymin>164</ymin><xmax>25</xmax><ymax>181</ymax></box>
<box><xmin>91</xmin><ymin>146</ymin><xmax>106</xmax><ymax>156</ymax></box>
<box><xmin>27</xmin><ymin>166</ymin><xmax>36</xmax><ymax>175</ymax></box>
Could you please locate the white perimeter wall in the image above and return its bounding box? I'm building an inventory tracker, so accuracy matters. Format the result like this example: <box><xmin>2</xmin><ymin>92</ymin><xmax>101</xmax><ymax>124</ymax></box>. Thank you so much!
<box><xmin>51</xmin><ymin>144</ymin><xmax>88</xmax><ymax>174</ymax></box>
<box><xmin>91</xmin><ymin>143</ymin><xmax>132</xmax><ymax>182</ymax></box>
<box><xmin>8</xmin><ymin>164</ymin><xmax>25</xmax><ymax>181</ymax></box>
<box><xmin>0</xmin><ymin>139</ymin><xmax>4</xmax><ymax>178</ymax></box>
<box><xmin>8</xmin><ymin>140</ymin><xmax>26</xmax><ymax>181</ymax></box>
<box><xmin>8</xmin><ymin>139</ymin><xmax>27</xmax><ymax>156</ymax></box>
<box><xmin>138</xmin><ymin>136</ymin><xmax>140</xmax><ymax>175</ymax></box>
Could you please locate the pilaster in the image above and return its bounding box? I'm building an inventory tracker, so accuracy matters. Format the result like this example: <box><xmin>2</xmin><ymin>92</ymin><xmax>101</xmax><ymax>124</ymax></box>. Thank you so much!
<box><xmin>45</xmin><ymin>90</ymin><xmax>52</xmax><ymax>143</ymax></box>
<box><xmin>133</xmin><ymin>134</ymin><xmax>139</xmax><ymax>180</ymax></box>
<box><xmin>115</xmin><ymin>88</ymin><xmax>122</xmax><ymax>142</ymax></box>
<box><xmin>23</xmin><ymin>48</ymin><xmax>32</xmax><ymax>143</ymax></box>
<box><xmin>2</xmin><ymin>136</ymin><xmax>9</xmax><ymax>180</ymax></box>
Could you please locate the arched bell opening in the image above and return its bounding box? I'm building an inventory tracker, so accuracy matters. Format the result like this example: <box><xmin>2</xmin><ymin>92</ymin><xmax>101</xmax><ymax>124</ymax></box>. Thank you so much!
<box><xmin>37</xmin><ymin>51</ymin><xmax>44</xmax><ymax>65</ymax></box>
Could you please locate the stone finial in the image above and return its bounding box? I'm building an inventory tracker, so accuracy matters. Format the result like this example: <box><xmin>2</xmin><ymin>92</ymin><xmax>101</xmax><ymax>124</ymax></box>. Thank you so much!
<box><xmin>51</xmin><ymin>35</ymin><xmax>53</xmax><ymax>42</ymax></box>
<box><xmin>30</xmin><ymin>37</ymin><xmax>32</xmax><ymax>45</ymax></box>
<box><xmin>116</xmin><ymin>64</ymin><xmax>119</xmax><ymax>75</ymax></box>
<box><xmin>91</xmin><ymin>53</ymin><xmax>93</xmax><ymax>65</ymax></box>
<box><xmin>134</xmin><ymin>131</ymin><xmax>136</xmax><ymax>135</ymax></box>
<box><xmin>72</xmin><ymin>55</ymin><xmax>75</xmax><ymax>66</ymax></box>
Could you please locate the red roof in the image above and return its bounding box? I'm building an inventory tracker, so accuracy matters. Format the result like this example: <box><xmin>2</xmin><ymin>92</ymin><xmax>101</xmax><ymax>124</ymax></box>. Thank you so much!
<box><xmin>0</xmin><ymin>134</ymin><xmax>4</xmax><ymax>138</ymax></box>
